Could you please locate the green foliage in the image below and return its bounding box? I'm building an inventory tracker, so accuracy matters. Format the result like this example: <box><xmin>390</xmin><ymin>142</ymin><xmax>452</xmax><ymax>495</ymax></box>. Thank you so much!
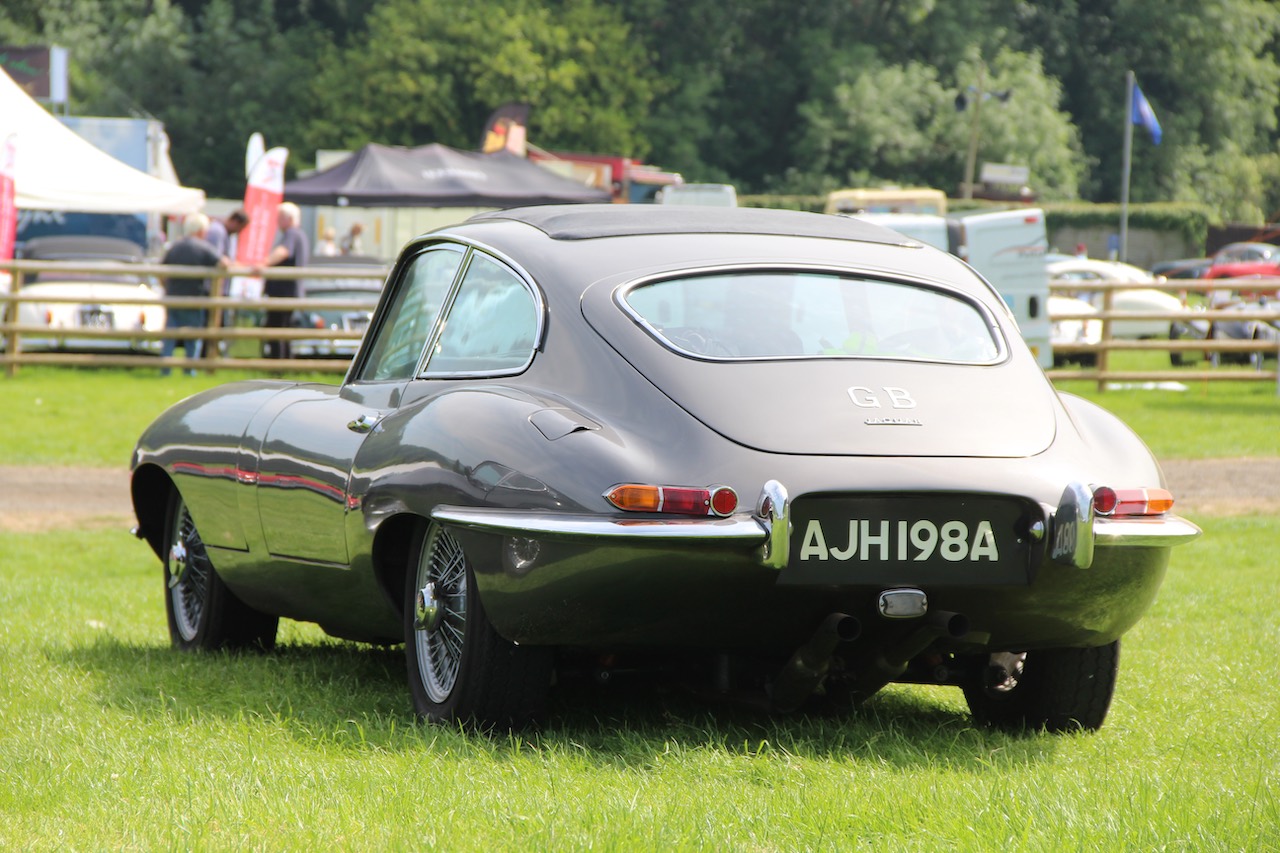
<box><xmin>4</xmin><ymin>0</ymin><xmax>1280</xmax><ymax>222</ymax></box>
<box><xmin>1044</xmin><ymin>202</ymin><xmax>1214</xmax><ymax>249</ymax></box>
<box><xmin>305</xmin><ymin>0</ymin><xmax>654</xmax><ymax>159</ymax></box>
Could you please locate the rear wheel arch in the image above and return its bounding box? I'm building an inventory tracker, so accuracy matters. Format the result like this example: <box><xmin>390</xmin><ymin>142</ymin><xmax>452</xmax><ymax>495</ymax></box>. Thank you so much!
<box><xmin>370</xmin><ymin>512</ymin><xmax>427</xmax><ymax>620</ymax></box>
<box><xmin>131</xmin><ymin>463</ymin><xmax>175</xmax><ymax>559</ymax></box>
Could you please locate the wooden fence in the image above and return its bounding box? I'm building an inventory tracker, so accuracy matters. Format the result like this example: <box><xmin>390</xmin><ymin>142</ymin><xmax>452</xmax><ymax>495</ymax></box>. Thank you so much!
<box><xmin>1043</xmin><ymin>278</ymin><xmax>1280</xmax><ymax>391</ymax></box>
<box><xmin>0</xmin><ymin>258</ymin><xmax>386</xmax><ymax>377</ymax></box>
<box><xmin>3</xmin><ymin>257</ymin><xmax>1278</xmax><ymax>390</ymax></box>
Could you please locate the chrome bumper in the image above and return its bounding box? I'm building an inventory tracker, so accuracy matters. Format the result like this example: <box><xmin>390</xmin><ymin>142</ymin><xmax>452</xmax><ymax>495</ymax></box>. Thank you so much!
<box><xmin>434</xmin><ymin>478</ymin><xmax>1202</xmax><ymax>572</ymax></box>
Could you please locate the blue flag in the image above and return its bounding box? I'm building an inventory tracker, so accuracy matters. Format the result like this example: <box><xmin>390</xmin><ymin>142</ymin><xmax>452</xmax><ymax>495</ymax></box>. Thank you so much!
<box><xmin>1132</xmin><ymin>83</ymin><xmax>1162</xmax><ymax>145</ymax></box>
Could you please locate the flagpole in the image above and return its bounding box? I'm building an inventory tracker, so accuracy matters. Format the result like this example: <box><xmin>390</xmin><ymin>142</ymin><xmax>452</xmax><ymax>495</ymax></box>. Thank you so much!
<box><xmin>1119</xmin><ymin>70</ymin><xmax>1134</xmax><ymax>263</ymax></box>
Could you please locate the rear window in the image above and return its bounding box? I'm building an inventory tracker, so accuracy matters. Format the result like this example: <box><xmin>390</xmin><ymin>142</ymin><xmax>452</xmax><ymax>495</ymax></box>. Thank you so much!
<box><xmin>622</xmin><ymin>271</ymin><xmax>1002</xmax><ymax>363</ymax></box>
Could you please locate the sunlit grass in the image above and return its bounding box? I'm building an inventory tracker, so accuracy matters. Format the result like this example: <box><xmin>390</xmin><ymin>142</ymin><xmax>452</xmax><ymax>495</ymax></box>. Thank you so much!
<box><xmin>0</xmin><ymin>517</ymin><xmax>1276</xmax><ymax>850</ymax></box>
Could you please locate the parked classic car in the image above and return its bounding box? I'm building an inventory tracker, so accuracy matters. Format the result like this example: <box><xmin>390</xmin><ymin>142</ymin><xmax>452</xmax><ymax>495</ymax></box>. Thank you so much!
<box><xmin>1047</xmin><ymin>257</ymin><xmax>1187</xmax><ymax>365</ymax></box>
<box><xmin>15</xmin><ymin>235</ymin><xmax>164</xmax><ymax>353</ymax></box>
<box><xmin>292</xmin><ymin>255</ymin><xmax>386</xmax><ymax>358</ymax></box>
<box><xmin>131</xmin><ymin>206</ymin><xmax>1200</xmax><ymax>731</ymax></box>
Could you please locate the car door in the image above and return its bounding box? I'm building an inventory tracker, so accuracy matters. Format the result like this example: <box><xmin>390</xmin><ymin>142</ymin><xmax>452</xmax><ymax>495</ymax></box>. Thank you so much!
<box><xmin>255</xmin><ymin>244</ymin><xmax>464</xmax><ymax>564</ymax></box>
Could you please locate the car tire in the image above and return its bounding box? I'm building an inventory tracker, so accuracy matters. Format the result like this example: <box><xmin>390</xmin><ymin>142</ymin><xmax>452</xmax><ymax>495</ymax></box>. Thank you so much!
<box><xmin>163</xmin><ymin>491</ymin><xmax>278</xmax><ymax>652</ymax></box>
<box><xmin>404</xmin><ymin>522</ymin><xmax>552</xmax><ymax>728</ymax></box>
<box><xmin>962</xmin><ymin>641</ymin><xmax>1119</xmax><ymax>732</ymax></box>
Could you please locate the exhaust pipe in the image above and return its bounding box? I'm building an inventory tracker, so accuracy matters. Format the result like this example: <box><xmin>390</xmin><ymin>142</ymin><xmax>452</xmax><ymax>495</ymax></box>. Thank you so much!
<box><xmin>843</xmin><ymin>610</ymin><xmax>971</xmax><ymax>704</ymax></box>
<box><xmin>770</xmin><ymin>613</ymin><xmax>861</xmax><ymax>713</ymax></box>
<box><xmin>879</xmin><ymin>610</ymin><xmax>969</xmax><ymax>670</ymax></box>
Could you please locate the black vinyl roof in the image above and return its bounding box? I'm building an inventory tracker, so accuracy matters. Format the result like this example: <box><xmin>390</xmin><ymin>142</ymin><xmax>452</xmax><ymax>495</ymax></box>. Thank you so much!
<box><xmin>467</xmin><ymin>204</ymin><xmax>916</xmax><ymax>245</ymax></box>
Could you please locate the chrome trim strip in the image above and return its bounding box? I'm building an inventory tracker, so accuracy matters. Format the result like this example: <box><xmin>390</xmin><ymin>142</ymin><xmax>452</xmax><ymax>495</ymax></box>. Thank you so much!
<box><xmin>1094</xmin><ymin>515</ymin><xmax>1202</xmax><ymax>547</ymax></box>
<box><xmin>431</xmin><ymin>506</ymin><xmax>768</xmax><ymax>543</ymax></box>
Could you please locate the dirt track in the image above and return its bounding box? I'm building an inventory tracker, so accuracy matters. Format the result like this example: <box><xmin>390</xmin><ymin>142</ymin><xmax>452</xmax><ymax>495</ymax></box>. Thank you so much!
<box><xmin>0</xmin><ymin>459</ymin><xmax>1275</xmax><ymax>533</ymax></box>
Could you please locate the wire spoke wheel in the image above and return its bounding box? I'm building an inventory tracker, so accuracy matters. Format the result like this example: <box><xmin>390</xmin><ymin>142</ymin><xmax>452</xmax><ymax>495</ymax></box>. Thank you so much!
<box><xmin>414</xmin><ymin>526</ymin><xmax>469</xmax><ymax>703</ymax></box>
<box><xmin>167</xmin><ymin>497</ymin><xmax>211</xmax><ymax>642</ymax></box>
<box><xmin>162</xmin><ymin>489</ymin><xmax>278</xmax><ymax>652</ymax></box>
<box><xmin>404</xmin><ymin>522</ymin><xmax>553</xmax><ymax>727</ymax></box>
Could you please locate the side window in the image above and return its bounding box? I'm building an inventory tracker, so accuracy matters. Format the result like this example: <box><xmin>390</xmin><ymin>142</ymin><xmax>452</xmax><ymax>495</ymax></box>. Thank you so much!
<box><xmin>425</xmin><ymin>253</ymin><xmax>538</xmax><ymax>375</ymax></box>
<box><xmin>357</xmin><ymin>245</ymin><xmax>462</xmax><ymax>381</ymax></box>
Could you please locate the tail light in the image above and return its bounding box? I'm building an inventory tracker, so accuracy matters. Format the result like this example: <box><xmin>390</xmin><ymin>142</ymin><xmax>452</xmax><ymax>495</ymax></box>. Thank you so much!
<box><xmin>314</xmin><ymin>316</ymin><xmax>326</xmax><ymax>329</ymax></box>
<box><xmin>606</xmin><ymin>484</ymin><xmax>738</xmax><ymax>517</ymax></box>
<box><xmin>1092</xmin><ymin>486</ymin><xmax>1174</xmax><ymax>517</ymax></box>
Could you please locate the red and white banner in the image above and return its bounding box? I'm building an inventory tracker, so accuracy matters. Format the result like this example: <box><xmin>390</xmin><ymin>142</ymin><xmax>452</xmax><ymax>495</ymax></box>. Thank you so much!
<box><xmin>237</xmin><ymin>145</ymin><xmax>288</xmax><ymax>267</ymax></box>
<box><xmin>0</xmin><ymin>134</ymin><xmax>18</xmax><ymax>265</ymax></box>
<box><xmin>229</xmin><ymin>144</ymin><xmax>287</xmax><ymax>299</ymax></box>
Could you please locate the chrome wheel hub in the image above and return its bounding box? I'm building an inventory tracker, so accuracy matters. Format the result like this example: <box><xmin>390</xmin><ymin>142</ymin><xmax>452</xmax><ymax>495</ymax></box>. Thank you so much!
<box><xmin>415</xmin><ymin>582</ymin><xmax>443</xmax><ymax>632</ymax></box>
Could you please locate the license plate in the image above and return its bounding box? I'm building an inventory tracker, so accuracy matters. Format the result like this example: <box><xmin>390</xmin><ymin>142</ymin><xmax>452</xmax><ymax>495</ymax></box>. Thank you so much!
<box><xmin>78</xmin><ymin>307</ymin><xmax>114</xmax><ymax>329</ymax></box>
<box><xmin>780</xmin><ymin>494</ymin><xmax>1038</xmax><ymax>586</ymax></box>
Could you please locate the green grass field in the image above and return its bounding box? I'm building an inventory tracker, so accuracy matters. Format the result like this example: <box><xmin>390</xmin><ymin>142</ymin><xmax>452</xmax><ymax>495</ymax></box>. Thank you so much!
<box><xmin>1</xmin><ymin>366</ymin><xmax>1277</xmax><ymax>849</ymax></box>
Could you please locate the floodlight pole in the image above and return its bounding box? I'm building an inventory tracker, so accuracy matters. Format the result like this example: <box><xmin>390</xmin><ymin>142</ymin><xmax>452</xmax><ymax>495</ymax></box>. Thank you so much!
<box><xmin>962</xmin><ymin>62</ymin><xmax>986</xmax><ymax>200</ymax></box>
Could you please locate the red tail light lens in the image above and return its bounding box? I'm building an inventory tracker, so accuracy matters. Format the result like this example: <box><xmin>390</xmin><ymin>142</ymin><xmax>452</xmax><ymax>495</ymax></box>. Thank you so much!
<box><xmin>606</xmin><ymin>484</ymin><xmax>738</xmax><ymax>517</ymax></box>
<box><xmin>1092</xmin><ymin>486</ymin><xmax>1174</xmax><ymax>516</ymax></box>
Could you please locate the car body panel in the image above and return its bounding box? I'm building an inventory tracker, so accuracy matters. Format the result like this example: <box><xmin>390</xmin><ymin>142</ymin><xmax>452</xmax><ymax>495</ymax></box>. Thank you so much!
<box><xmin>132</xmin><ymin>204</ymin><xmax>1199</xmax><ymax>679</ymax></box>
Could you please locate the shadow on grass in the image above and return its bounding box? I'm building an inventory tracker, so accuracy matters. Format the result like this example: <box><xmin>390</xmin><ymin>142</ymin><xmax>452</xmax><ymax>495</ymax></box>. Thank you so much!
<box><xmin>54</xmin><ymin>636</ymin><xmax>1059</xmax><ymax>770</ymax></box>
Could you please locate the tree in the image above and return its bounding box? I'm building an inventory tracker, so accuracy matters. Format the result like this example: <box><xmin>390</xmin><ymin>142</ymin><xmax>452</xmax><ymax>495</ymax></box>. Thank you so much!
<box><xmin>1014</xmin><ymin>0</ymin><xmax>1280</xmax><ymax>217</ymax></box>
<box><xmin>306</xmin><ymin>0</ymin><xmax>655</xmax><ymax>160</ymax></box>
<box><xmin>787</xmin><ymin>48</ymin><xmax>1084</xmax><ymax>199</ymax></box>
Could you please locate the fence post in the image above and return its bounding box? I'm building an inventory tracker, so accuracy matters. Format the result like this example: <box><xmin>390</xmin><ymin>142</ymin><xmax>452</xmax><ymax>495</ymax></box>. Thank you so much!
<box><xmin>1095</xmin><ymin>283</ymin><xmax>1114</xmax><ymax>393</ymax></box>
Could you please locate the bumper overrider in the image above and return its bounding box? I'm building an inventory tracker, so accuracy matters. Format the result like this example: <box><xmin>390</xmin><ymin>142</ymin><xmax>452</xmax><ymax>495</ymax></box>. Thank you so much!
<box><xmin>432</xmin><ymin>479</ymin><xmax>1201</xmax><ymax>674</ymax></box>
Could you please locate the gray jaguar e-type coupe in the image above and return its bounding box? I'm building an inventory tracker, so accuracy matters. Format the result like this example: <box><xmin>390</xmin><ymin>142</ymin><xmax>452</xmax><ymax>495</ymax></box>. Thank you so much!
<box><xmin>130</xmin><ymin>205</ymin><xmax>1200</xmax><ymax>730</ymax></box>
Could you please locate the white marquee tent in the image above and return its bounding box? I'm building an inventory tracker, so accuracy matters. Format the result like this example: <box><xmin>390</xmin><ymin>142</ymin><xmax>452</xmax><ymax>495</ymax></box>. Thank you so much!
<box><xmin>0</xmin><ymin>67</ymin><xmax>204</xmax><ymax>215</ymax></box>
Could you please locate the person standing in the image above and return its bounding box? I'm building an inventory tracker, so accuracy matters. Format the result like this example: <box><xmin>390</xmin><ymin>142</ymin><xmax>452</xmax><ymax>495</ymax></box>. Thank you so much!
<box><xmin>201</xmin><ymin>208</ymin><xmax>249</xmax><ymax>357</ymax></box>
<box><xmin>316</xmin><ymin>226</ymin><xmax>340</xmax><ymax>257</ymax></box>
<box><xmin>205</xmin><ymin>208</ymin><xmax>249</xmax><ymax>257</ymax></box>
<box><xmin>256</xmin><ymin>202</ymin><xmax>310</xmax><ymax>359</ymax></box>
<box><xmin>160</xmin><ymin>213</ymin><xmax>226</xmax><ymax>375</ymax></box>
<box><xmin>340</xmin><ymin>222</ymin><xmax>364</xmax><ymax>256</ymax></box>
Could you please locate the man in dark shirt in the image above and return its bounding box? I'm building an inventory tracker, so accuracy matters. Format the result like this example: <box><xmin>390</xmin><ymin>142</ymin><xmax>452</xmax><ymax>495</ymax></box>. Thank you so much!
<box><xmin>257</xmin><ymin>201</ymin><xmax>310</xmax><ymax>359</ymax></box>
<box><xmin>161</xmin><ymin>213</ymin><xmax>226</xmax><ymax>375</ymax></box>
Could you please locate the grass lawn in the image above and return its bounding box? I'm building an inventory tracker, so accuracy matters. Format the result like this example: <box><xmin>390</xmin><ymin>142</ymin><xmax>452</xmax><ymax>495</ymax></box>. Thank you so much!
<box><xmin>0</xmin><ymin>365</ymin><xmax>1278</xmax><ymax>848</ymax></box>
<box><xmin>0</xmin><ymin>514</ymin><xmax>1275</xmax><ymax>850</ymax></box>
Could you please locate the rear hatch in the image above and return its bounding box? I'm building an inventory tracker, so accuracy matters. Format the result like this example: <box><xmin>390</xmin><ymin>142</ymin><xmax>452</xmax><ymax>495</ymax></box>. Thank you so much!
<box><xmin>581</xmin><ymin>273</ymin><xmax>1058</xmax><ymax>458</ymax></box>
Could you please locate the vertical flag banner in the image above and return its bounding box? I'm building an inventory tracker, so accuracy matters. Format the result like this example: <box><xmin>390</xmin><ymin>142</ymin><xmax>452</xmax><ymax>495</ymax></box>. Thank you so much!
<box><xmin>0</xmin><ymin>134</ymin><xmax>17</xmax><ymax>265</ymax></box>
<box><xmin>245</xmin><ymin>132</ymin><xmax>265</xmax><ymax>180</ymax></box>
<box><xmin>1132</xmin><ymin>83</ymin><xmax>1162</xmax><ymax>145</ymax></box>
<box><xmin>231</xmin><ymin>145</ymin><xmax>288</xmax><ymax>299</ymax></box>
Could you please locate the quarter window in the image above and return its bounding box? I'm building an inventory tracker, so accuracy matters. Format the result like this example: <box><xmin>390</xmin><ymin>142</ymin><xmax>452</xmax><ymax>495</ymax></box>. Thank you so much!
<box><xmin>425</xmin><ymin>254</ymin><xmax>538</xmax><ymax>376</ymax></box>
<box><xmin>357</xmin><ymin>245</ymin><xmax>462</xmax><ymax>381</ymax></box>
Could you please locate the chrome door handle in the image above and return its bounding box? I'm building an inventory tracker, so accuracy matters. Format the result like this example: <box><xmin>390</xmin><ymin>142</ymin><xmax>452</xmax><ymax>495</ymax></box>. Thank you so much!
<box><xmin>347</xmin><ymin>413</ymin><xmax>381</xmax><ymax>433</ymax></box>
